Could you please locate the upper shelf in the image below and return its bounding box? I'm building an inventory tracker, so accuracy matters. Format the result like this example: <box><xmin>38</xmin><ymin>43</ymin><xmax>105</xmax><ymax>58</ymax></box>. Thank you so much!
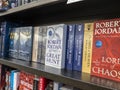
<box><xmin>0</xmin><ymin>58</ymin><xmax>119</xmax><ymax>90</ymax></box>
<box><xmin>0</xmin><ymin>0</ymin><xmax>65</xmax><ymax>16</ymax></box>
<box><xmin>0</xmin><ymin>0</ymin><xmax>119</xmax><ymax>25</ymax></box>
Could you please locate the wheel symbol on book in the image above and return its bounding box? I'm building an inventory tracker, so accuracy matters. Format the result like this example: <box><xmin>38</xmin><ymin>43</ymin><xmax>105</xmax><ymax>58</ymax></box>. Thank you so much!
<box><xmin>96</xmin><ymin>40</ymin><xmax>102</xmax><ymax>48</ymax></box>
<box><xmin>48</xmin><ymin>27</ymin><xmax>54</xmax><ymax>38</ymax></box>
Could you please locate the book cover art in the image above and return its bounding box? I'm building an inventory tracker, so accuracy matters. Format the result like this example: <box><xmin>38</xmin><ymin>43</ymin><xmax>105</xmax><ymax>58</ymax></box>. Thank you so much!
<box><xmin>41</xmin><ymin>26</ymin><xmax>47</xmax><ymax>64</ymax></box>
<box><xmin>82</xmin><ymin>23</ymin><xmax>94</xmax><ymax>73</ymax></box>
<box><xmin>91</xmin><ymin>18</ymin><xmax>120</xmax><ymax>82</ymax></box>
<box><xmin>32</xmin><ymin>26</ymin><xmax>42</xmax><ymax>63</ymax></box>
<box><xmin>18</xmin><ymin>27</ymin><xmax>33</xmax><ymax>61</ymax></box>
<box><xmin>65</xmin><ymin>25</ymin><xmax>75</xmax><ymax>70</ymax></box>
<box><xmin>19</xmin><ymin>71</ymin><xmax>35</xmax><ymax>90</ymax></box>
<box><xmin>0</xmin><ymin>0</ymin><xmax>9</xmax><ymax>11</ymax></box>
<box><xmin>9</xmin><ymin>28</ymin><xmax>19</xmax><ymax>59</ymax></box>
<box><xmin>45</xmin><ymin>24</ymin><xmax>67</xmax><ymax>69</ymax></box>
<box><xmin>73</xmin><ymin>24</ymin><xmax>84</xmax><ymax>71</ymax></box>
<box><xmin>9</xmin><ymin>0</ymin><xmax>18</xmax><ymax>8</ymax></box>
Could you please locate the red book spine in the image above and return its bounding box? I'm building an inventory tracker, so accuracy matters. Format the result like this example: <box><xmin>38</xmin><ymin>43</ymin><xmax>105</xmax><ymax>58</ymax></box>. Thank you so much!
<box><xmin>38</xmin><ymin>77</ymin><xmax>47</xmax><ymax>90</ymax></box>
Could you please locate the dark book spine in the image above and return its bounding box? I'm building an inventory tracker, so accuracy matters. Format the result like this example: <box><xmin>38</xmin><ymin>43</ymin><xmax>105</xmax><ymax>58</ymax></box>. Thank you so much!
<box><xmin>33</xmin><ymin>77</ymin><xmax>39</xmax><ymax>90</ymax></box>
<box><xmin>65</xmin><ymin>25</ymin><xmax>75</xmax><ymax>70</ymax></box>
<box><xmin>73</xmin><ymin>24</ymin><xmax>84</xmax><ymax>71</ymax></box>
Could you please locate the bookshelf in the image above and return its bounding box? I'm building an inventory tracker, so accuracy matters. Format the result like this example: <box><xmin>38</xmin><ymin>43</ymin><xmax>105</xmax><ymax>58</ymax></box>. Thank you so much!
<box><xmin>0</xmin><ymin>58</ymin><xmax>116</xmax><ymax>90</ymax></box>
<box><xmin>0</xmin><ymin>0</ymin><xmax>120</xmax><ymax>90</ymax></box>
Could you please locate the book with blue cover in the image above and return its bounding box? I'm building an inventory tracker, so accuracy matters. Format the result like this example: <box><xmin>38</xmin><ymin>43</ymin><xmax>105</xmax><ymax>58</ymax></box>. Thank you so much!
<box><xmin>65</xmin><ymin>25</ymin><xmax>76</xmax><ymax>70</ymax></box>
<box><xmin>45</xmin><ymin>24</ymin><xmax>67</xmax><ymax>69</ymax></box>
<box><xmin>0</xmin><ymin>22</ymin><xmax>14</xmax><ymax>58</ymax></box>
<box><xmin>10</xmin><ymin>70</ymin><xmax>20</xmax><ymax>90</ymax></box>
<box><xmin>9</xmin><ymin>28</ymin><xmax>20</xmax><ymax>59</ymax></box>
<box><xmin>73</xmin><ymin>24</ymin><xmax>84</xmax><ymax>71</ymax></box>
<box><xmin>18</xmin><ymin>27</ymin><xmax>33</xmax><ymax>61</ymax></box>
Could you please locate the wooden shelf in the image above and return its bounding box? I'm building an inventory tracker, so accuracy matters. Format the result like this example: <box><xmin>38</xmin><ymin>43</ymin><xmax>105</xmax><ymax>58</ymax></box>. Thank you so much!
<box><xmin>0</xmin><ymin>58</ymin><xmax>118</xmax><ymax>90</ymax></box>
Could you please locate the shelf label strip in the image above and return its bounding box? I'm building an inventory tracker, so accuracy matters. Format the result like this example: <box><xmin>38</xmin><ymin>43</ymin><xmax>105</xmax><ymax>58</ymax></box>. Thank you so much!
<box><xmin>67</xmin><ymin>0</ymin><xmax>83</xmax><ymax>4</ymax></box>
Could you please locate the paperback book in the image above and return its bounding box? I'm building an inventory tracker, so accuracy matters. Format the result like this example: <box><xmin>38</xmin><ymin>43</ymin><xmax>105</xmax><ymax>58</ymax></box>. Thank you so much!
<box><xmin>18</xmin><ymin>27</ymin><xmax>33</xmax><ymax>61</ymax></box>
<box><xmin>91</xmin><ymin>18</ymin><xmax>120</xmax><ymax>82</ymax></box>
<box><xmin>65</xmin><ymin>25</ymin><xmax>75</xmax><ymax>70</ymax></box>
<box><xmin>32</xmin><ymin>26</ymin><xmax>42</xmax><ymax>63</ymax></box>
<box><xmin>73</xmin><ymin>24</ymin><xmax>84</xmax><ymax>71</ymax></box>
<box><xmin>82</xmin><ymin>23</ymin><xmax>94</xmax><ymax>73</ymax></box>
<box><xmin>45</xmin><ymin>24</ymin><xmax>67</xmax><ymax>69</ymax></box>
<box><xmin>9</xmin><ymin>28</ymin><xmax>19</xmax><ymax>59</ymax></box>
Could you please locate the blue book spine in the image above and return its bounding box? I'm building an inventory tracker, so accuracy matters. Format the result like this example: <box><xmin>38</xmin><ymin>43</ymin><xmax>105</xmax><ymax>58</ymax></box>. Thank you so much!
<box><xmin>73</xmin><ymin>24</ymin><xmax>84</xmax><ymax>71</ymax></box>
<box><xmin>1</xmin><ymin>22</ymin><xmax>11</xmax><ymax>58</ymax></box>
<box><xmin>65</xmin><ymin>25</ymin><xmax>76</xmax><ymax>70</ymax></box>
<box><xmin>10</xmin><ymin>71</ymin><xmax>14</xmax><ymax>90</ymax></box>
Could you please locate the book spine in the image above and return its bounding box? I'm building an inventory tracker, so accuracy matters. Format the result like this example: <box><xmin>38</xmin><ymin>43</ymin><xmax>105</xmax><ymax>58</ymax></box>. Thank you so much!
<box><xmin>82</xmin><ymin>23</ymin><xmax>93</xmax><ymax>73</ymax></box>
<box><xmin>32</xmin><ymin>27</ymin><xmax>39</xmax><ymax>62</ymax></box>
<box><xmin>53</xmin><ymin>82</ymin><xmax>62</xmax><ymax>90</ymax></box>
<box><xmin>73</xmin><ymin>24</ymin><xmax>84</xmax><ymax>71</ymax></box>
<box><xmin>10</xmin><ymin>71</ymin><xmax>14</xmax><ymax>90</ymax></box>
<box><xmin>65</xmin><ymin>25</ymin><xmax>75</xmax><ymax>70</ymax></box>
<box><xmin>17</xmin><ymin>0</ymin><xmax>22</xmax><ymax>6</ymax></box>
<box><xmin>5</xmin><ymin>71</ymin><xmax>10</xmax><ymax>90</ymax></box>
<box><xmin>38</xmin><ymin>77</ymin><xmax>47</xmax><ymax>90</ymax></box>
<box><xmin>0</xmin><ymin>65</ymin><xmax>6</xmax><ymax>90</ymax></box>
<box><xmin>33</xmin><ymin>77</ymin><xmax>39</xmax><ymax>90</ymax></box>
<box><xmin>41</xmin><ymin>26</ymin><xmax>47</xmax><ymax>64</ymax></box>
<box><xmin>30</xmin><ymin>27</ymin><xmax>34</xmax><ymax>61</ymax></box>
<box><xmin>13</xmin><ymin>72</ymin><xmax>20</xmax><ymax>90</ymax></box>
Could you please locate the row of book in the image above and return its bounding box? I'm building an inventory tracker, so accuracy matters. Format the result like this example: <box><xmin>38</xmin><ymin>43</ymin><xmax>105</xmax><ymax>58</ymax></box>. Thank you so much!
<box><xmin>0</xmin><ymin>64</ymin><xmax>80</xmax><ymax>90</ymax></box>
<box><xmin>0</xmin><ymin>0</ymin><xmax>37</xmax><ymax>11</ymax></box>
<box><xmin>1</xmin><ymin>18</ymin><xmax>120</xmax><ymax>82</ymax></box>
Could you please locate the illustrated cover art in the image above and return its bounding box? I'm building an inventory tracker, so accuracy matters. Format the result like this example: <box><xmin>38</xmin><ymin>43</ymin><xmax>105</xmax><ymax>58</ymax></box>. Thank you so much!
<box><xmin>65</xmin><ymin>25</ymin><xmax>75</xmax><ymax>70</ymax></box>
<box><xmin>9</xmin><ymin>0</ymin><xmax>18</xmax><ymax>8</ymax></box>
<box><xmin>91</xmin><ymin>18</ymin><xmax>120</xmax><ymax>82</ymax></box>
<box><xmin>32</xmin><ymin>26</ymin><xmax>42</xmax><ymax>63</ymax></box>
<box><xmin>18</xmin><ymin>27</ymin><xmax>33</xmax><ymax>61</ymax></box>
<box><xmin>9</xmin><ymin>28</ymin><xmax>19</xmax><ymax>59</ymax></box>
<box><xmin>45</xmin><ymin>24</ymin><xmax>67</xmax><ymax>69</ymax></box>
<box><xmin>19</xmin><ymin>71</ymin><xmax>35</xmax><ymax>90</ymax></box>
<box><xmin>82</xmin><ymin>23</ymin><xmax>94</xmax><ymax>73</ymax></box>
<box><xmin>73</xmin><ymin>24</ymin><xmax>84</xmax><ymax>71</ymax></box>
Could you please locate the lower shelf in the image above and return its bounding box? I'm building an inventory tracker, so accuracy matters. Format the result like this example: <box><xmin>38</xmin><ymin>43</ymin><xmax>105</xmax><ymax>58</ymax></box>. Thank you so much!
<box><xmin>0</xmin><ymin>58</ymin><xmax>118</xmax><ymax>90</ymax></box>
